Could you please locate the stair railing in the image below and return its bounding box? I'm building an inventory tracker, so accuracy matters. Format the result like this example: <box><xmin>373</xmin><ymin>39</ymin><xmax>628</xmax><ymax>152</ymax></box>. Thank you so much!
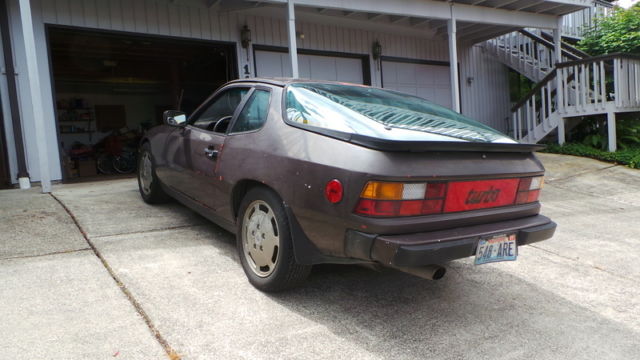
<box><xmin>511</xmin><ymin>54</ymin><xmax>640</xmax><ymax>143</ymax></box>
<box><xmin>486</xmin><ymin>30</ymin><xmax>584</xmax><ymax>81</ymax></box>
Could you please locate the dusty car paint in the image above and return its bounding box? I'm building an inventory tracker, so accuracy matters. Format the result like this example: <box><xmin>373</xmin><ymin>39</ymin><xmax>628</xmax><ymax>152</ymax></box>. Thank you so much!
<box><xmin>142</xmin><ymin>78</ymin><xmax>555</xmax><ymax>266</ymax></box>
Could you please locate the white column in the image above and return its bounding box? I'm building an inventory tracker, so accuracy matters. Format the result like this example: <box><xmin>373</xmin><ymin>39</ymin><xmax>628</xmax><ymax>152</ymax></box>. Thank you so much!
<box><xmin>557</xmin><ymin>117</ymin><xmax>566</xmax><ymax>145</ymax></box>
<box><xmin>447</xmin><ymin>16</ymin><xmax>460</xmax><ymax>113</ymax></box>
<box><xmin>553</xmin><ymin>17</ymin><xmax>563</xmax><ymax>65</ymax></box>
<box><xmin>17</xmin><ymin>0</ymin><xmax>51</xmax><ymax>193</ymax></box>
<box><xmin>607</xmin><ymin>111</ymin><xmax>617</xmax><ymax>152</ymax></box>
<box><xmin>286</xmin><ymin>0</ymin><xmax>299</xmax><ymax>78</ymax></box>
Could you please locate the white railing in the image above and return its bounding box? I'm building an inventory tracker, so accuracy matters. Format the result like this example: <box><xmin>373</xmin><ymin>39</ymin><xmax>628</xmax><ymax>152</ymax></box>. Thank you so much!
<box><xmin>613</xmin><ymin>57</ymin><xmax>640</xmax><ymax>108</ymax></box>
<box><xmin>486</xmin><ymin>32</ymin><xmax>553</xmax><ymax>81</ymax></box>
<box><xmin>562</xmin><ymin>1</ymin><xmax>613</xmax><ymax>38</ymax></box>
<box><xmin>511</xmin><ymin>71</ymin><xmax>558</xmax><ymax>143</ymax></box>
<box><xmin>485</xmin><ymin>31</ymin><xmax>578</xmax><ymax>82</ymax></box>
<box><xmin>511</xmin><ymin>54</ymin><xmax>640</xmax><ymax>143</ymax></box>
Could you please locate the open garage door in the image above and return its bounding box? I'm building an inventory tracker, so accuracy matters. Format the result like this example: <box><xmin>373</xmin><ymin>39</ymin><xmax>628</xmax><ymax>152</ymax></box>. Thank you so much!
<box><xmin>381</xmin><ymin>59</ymin><xmax>452</xmax><ymax>109</ymax></box>
<box><xmin>48</xmin><ymin>27</ymin><xmax>237</xmax><ymax>181</ymax></box>
<box><xmin>254</xmin><ymin>48</ymin><xmax>367</xmax><ymax>85</ymax></box>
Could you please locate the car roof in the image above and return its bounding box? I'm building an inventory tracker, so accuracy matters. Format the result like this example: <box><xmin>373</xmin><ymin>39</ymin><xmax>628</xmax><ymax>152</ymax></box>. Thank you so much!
<box><xmin>227</xmin><ymin>77</ymin><xmax>369</xmax><ymax>88</ymax></box>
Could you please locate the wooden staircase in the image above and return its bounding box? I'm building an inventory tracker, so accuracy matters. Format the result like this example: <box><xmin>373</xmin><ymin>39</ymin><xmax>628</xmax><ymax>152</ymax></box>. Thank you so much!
<box><xmin>485</xmin><ymin>30</ymin><xmax>640</xmax><ymax>149</ymax></box>
<box><xmin>511</xmin><ymin>54</ymin><xmax>640</xmax><ymax>148</ymax></box>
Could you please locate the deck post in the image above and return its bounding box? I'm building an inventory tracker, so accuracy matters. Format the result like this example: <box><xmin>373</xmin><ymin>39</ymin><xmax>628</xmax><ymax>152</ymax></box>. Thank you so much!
<box><xmin>557</xmin><ymin>117</ymin><xmax>566</xmax><ymax>145</ymax></box>
<box><xmin>553</xmin><ymin>17</ymin><xmax>563</xmax><ymax>65</ymax></box>
<box><xmin>447</xmin><ymin>5</ymin><xmax>460</xmax><ymax>113</ymax></box>
<box><xmin>607</xmin><ymin>111</ymin><xmax>617</xmax><ymax>152</ymax></box>
<box><xmin>17</xmin><ymin>0</ymin><xmax>51</xmax><ymax>193</ymax></box>
<box><xmin>286</xmin><ymin>0</ymin><xmax>299</xmax><ymax>78</ymax></box>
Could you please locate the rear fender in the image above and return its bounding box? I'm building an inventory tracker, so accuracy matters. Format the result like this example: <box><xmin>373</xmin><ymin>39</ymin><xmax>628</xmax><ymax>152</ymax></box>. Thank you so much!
<box><xmin>284</xmin><ymin>204</ymin><xmax>366</xmax><ymax>265</ymax></box>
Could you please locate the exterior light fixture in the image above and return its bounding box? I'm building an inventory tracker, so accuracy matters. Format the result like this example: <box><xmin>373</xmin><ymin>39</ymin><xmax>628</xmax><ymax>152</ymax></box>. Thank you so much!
<box><xmin>241</xmin><ymin>25</ymin><xmax>251</xmax><ymax>49</ymax></box>
<box><xmin>372</xmin><ymin>40</ymin><xmax>382</xmax><ymax>70</ymax></box>
<box><xmin>240</xmin><ymin>25</ymin><xmax>251</xmax><ymax>62</ymax></box>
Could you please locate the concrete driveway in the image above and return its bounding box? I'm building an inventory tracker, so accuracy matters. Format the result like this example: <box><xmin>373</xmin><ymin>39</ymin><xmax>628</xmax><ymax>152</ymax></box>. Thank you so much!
<box><xmin>1</xmin><ymin>153</ymin><xmax>639</xmax><ymax>360</ymax></box>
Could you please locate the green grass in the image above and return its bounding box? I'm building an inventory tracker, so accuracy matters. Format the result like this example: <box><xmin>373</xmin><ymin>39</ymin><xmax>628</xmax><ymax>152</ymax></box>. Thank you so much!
<box><xmin>542</xmin><ymin>143</ymin><xmax>640</xmax><ymax>169</ymax></box>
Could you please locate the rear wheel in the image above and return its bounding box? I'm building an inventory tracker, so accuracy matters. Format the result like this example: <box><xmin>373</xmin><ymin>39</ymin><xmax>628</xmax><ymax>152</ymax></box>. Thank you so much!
<box><xmin>237</xmin><ymin>187</ymin><xmax>311</xmax><ymax>292</ymax></box>
<box><xmin>138</xmin><ymin>143</ymin><xmax>170</xmax><ymax>204</ymax></box>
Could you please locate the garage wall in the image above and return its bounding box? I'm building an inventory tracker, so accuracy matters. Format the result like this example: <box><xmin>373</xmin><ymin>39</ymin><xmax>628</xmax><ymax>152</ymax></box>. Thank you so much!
<box><xmin>3</xmin><ymin>0</ymin><xmax>511</xmax><ymax>183</ymax></box>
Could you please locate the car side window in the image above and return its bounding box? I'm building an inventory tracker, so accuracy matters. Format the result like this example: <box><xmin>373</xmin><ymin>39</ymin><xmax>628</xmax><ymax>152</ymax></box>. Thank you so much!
<box><xmin>230</xmin><ymin>90</ymin><xmax>271</xmax><ymax>134</ymax></box>
<box><xmin>191</xmin><ymin>87</ymin><xmax>249</xmax><ymax>132</ymax></box>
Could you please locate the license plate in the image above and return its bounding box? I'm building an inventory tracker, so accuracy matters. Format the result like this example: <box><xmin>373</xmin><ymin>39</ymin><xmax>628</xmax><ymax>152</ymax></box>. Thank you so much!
<box><xmin>474</xmin><ymin>234</ymin><xmax>517</xmax><ymax>265</ymax></box>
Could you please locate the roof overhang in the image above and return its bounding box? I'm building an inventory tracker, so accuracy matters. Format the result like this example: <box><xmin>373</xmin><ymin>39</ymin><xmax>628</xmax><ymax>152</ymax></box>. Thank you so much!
<box><xmin>217</xmin><ymin>0</ymin><xmax>593</xmax><ymax>43</ymax></box>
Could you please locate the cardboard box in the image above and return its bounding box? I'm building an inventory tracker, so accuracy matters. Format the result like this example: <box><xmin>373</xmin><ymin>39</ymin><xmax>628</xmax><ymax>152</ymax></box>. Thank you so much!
<box><xmin>77</xmin><ymin>159</ymin><xmax>97</xmax><ymax>177</ymax></box>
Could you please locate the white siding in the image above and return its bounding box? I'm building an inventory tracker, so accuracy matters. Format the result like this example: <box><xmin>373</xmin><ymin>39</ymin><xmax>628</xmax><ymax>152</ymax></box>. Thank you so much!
<box><xmin>3</xmin><ymin>0</ymin><xmax>511</xmax><ymax>182</ymax></box>
<box><xmin>459</xmin><ymin>45</ymin><xmax>512</xmax><ymax>133</ymax></box>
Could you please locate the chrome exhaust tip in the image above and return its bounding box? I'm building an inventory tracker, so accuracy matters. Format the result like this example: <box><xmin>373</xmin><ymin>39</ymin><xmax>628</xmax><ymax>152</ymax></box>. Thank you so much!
<box><xmin>395</xmin><ymin>265</ymin><xmax>446</xmax><ymax>280</ymax></box>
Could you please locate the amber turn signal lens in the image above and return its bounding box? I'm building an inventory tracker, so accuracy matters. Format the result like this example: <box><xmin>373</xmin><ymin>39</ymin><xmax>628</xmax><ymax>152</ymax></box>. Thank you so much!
<box><xmin>360</xmin><ymin>182</ymin><xmax>406</xmax><ymax>200</ymax></box>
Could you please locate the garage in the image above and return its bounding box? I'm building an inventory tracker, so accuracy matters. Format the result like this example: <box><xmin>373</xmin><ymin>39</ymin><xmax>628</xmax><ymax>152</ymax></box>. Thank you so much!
<box><xmin>381</xmin><ymin>58</ymin><xmax>452</xmax><ymax>109</ymax></box>
<box><xmin>48</xmin><ymin>27</ymin><xmax>237</xmax><ymax>181</ymax></box>
<box><xmin>254</xmin><ymin>46</ymin><xmax>369</xmax><ymax>85</ymax></box>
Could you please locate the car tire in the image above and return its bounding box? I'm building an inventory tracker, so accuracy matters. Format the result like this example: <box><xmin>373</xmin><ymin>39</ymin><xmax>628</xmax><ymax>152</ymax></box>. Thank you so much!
<box><xmin>137</xmin><ymin>142</ymin><xmax>170</xmax><ymax>204</ymax></box>
<box><xmin>237</xmin><ymin>187</ymin><xmax>312</xmax><ymax>292</ymax></box>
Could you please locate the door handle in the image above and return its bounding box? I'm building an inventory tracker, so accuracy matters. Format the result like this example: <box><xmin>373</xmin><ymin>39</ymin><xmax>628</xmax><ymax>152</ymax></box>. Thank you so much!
<box><xmin>204</xmin><ymin>147</ymin><xmax>219</xmax><ymax>160</ymax></box>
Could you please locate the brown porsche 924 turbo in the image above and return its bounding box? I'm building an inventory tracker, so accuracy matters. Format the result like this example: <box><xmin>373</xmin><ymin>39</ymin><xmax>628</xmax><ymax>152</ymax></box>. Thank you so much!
<box><xmin>137</xmin><ymin>78</ymin><xmax>556</xmax><ymax>291</ymax></box>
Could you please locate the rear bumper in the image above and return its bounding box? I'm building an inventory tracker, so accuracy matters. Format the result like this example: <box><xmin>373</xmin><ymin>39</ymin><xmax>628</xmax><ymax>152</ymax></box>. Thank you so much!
<box><xmin>344</xmin><ymin>215</ymin><xmax>556</xmax><ymax>267</ymax></box>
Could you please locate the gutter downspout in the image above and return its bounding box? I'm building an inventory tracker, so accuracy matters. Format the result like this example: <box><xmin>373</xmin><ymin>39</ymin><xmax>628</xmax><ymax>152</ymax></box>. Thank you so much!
<box><xmin>0</xmin><ymin>0</ymin><xmax>30</xmax><ymax>188</ymax></box>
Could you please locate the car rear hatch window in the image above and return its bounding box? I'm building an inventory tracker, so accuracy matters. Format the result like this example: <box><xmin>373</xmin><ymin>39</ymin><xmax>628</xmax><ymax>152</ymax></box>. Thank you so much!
<box><xmin>284</xmin><ymin>83</ymin><xmax>516</xmax><ymax>144</ymax></box>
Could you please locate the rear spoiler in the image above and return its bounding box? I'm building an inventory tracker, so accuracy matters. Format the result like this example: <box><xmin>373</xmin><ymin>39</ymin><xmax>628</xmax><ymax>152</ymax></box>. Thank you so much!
<box><xmin>291</xmin><ymin>124</ymin><xmax>546</xmax><ymax>153</ymax></box>
<box><xmin>349</xmin><ymin>134</ymin><xmax>546</xmax><ymax>153</ymax></box>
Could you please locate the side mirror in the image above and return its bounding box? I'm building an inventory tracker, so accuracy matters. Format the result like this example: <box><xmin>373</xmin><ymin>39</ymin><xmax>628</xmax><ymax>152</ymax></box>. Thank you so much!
<box><xmin>163</xmin><ymin>110</ymin><xmax>187</xmax><ymax>127</ymax></box>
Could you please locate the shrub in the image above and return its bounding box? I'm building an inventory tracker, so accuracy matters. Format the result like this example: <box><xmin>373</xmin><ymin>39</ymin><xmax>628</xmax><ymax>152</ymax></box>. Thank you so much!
<box><xmin>542</xmin><ymin>143</ymin><xmax>640</xmax><ymax>169</ymax></box>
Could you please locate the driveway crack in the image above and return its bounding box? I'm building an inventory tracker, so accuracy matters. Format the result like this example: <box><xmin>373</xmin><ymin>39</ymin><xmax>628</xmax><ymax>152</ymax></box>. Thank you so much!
<box><xmin>0</xmin><ymin>248</ymin><xmax>91</xmax><ymax>262</ymax></box>
<box><xmin>50</xmin><ymin>193</ymin><xmax>181</xmax><ymax>360</ymax></box>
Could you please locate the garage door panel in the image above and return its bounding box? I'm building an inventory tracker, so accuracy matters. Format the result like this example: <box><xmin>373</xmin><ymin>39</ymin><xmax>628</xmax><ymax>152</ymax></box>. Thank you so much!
<box><xmin>307</xmin><ymin>56</ymin><xmax>338</xmax><ymax>81</ymax></box>
<box><xmin>433</xmin><ymin>69</ymin><xmax>450</xmax><ymax>85</ymax></box>
<box><xmin>396</xmin><ymin>65</ymin><xmax>416</xmax><ymax>84</ymax></box>
<box><xmin>382</xmin><ymin>60</ymin><xmax>452</xmax><ymax>109</ymax></box>
<box><xmin>255</xmin><ymin>51</ymin><xmax>290</xmax><ymax>78</ymax></box>
<box><xmin>335</xmin><ymin>58</ymin><xmax>364</xmax><ymax>84</ymax></box>
<box><xmin>255</xmin><ymin>50</ymin><xmax>364</xmax><ymax>84</ymax></box>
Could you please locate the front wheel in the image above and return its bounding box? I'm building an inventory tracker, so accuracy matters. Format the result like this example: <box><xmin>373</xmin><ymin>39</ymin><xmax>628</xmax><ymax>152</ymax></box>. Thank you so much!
<box><xmin>237</xmin><ymin>187</ymin><xmax>311</xmax><ymax>292</ymax></box>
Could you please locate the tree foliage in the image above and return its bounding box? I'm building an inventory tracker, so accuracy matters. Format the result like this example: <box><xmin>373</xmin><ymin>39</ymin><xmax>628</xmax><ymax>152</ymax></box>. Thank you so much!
<box><xmin>578</xmin><ymin>4</ymin><xmax>640</xmax><ymax>56</ymax></box>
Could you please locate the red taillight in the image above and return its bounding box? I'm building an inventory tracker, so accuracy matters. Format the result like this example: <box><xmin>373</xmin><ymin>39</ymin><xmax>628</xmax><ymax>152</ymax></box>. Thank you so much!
<box><xmin>324</xmin><ymin>179</ymin><xmax>343</xmax><ymax>204</ymax></box>
<box><xmin>354</xmin><ymin>176</ymin><xmax>543</xmax><ymax>217</ymax></box>
<box><xmin>354</xmin><ymin>182</ymin><xmax>446</xmax><ymax>217</ymax></box>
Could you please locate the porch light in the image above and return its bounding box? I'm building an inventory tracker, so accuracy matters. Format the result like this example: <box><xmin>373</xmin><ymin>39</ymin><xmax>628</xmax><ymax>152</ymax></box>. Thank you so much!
<box><xmin>372</xmin><ymin>40</ymin><xmax>382</xmax><ymax>60</ymax></box>
<box><xmin>240</xmin><ymin>25</ymin><xmax>251</xmax><ymax>49</ymax></box>
<box><xmin>372</xmin><ymin>41</ymin><xmax>382</xmax><ymax>70</ymax></box>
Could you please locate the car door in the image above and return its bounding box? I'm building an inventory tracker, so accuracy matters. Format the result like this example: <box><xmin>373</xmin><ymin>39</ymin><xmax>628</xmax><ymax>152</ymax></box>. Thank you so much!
<box><xmin>163</xmin><ymin>86</ymin><xmax>251</xmax><ymax>210</ymax></box>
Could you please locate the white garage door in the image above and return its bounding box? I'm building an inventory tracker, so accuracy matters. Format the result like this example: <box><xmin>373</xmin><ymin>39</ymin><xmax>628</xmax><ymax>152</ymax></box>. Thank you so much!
<box><xmin>382</xmin><ymin>60</ymin><xmax>452</xmax><ymax>109</ymax></box>
<box><xmin>254</xmin><ymin>50</ymin><xmax>364</xmax><ymax>84</ymax></box>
